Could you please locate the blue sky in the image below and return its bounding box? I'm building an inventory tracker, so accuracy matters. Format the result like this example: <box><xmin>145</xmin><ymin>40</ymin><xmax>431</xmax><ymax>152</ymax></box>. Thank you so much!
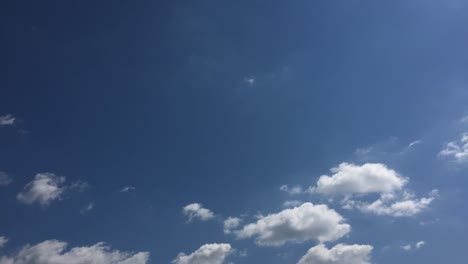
<box><xmin>1</xmin><ymin>1</ymin><xmax>468</xmax><ymax>263</ymax></box>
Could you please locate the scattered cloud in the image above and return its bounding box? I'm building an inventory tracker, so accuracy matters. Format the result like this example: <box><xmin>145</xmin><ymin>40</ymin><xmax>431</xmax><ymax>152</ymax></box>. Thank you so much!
<box><xmin>0</xmin><ymin>172</ymin><xmax>12</xmax><ymax>186</ymax></box>
<box><xmin>80</xmin><ymin>203</ymin><xmax>94</xmax><ymax>215</ymax></box>
<box><xmin>0</xmin><ymin>237</ymin><xmax>8</xmax><ymax>248</ymax></box>
<box><xmin>280</xmin><ymin>185</ymin><xmax>308</xmax><ymax>195</ymax></box>
<box><xmin>234</xmin><ymin>203</ymin><xmax>350</xmax><ymax>247</ymax></box>
<box><xmin>0</xmin><ymin>239</ymin><xmax>149</xmax><ymax>264</ymax></box>
<box><xmin>407</xmin><ymin>140</ymin><xmax>422</xmax><ymax>149</ymax></box>
<box><xmin>182</xmin><ymin>203</ymin><xmax>215</xmax><ymax>222</ymax></box>
<box><xmin>223</xmin><ymin>217</ymin><xmax>242</xmax><ymax>234</ymax></box>
<box><xmin>17</xmin><ymin>173</ymin><xmax>66</xmax><ymax>206</ymax></box>
<box><xmin>439</xmin><ymin>133</ymin><xmax>468</xmax><ymax>163</ymax></box>
<box><xmin>244</xmin><ymin>78</ymin><xmax>255</xmax><ymax>86</ymax></box>
<box><xmin>416</xmin><ymin>241</ymin><xmax>426</xmax><ymax>249</ymax></box>
<box><xmin>121</xmin><ymin>186</ymin><xmax>136</xmax><ymax>193</ymax></box>
<box><xmin>297</xmin><ymin>243</ymin><xmax>373</xmax><ymax>264</ymax></box>
<box><xmin>0</xmin><ymin>114</ymin><xmax>15</xmax><ymax>126</ymax></box>
<box><xmin>283</xmin><ymin>200</ymin><xmax>302</xmax><ymax>207</ymax></box>
<box><xmin>69</xmin><ymin>181</ymin><xmax>89</xmax><ymax>192</ymax></box>
<box><xmin>312</xmin><ymin>163</ymin><xmax>407</xmax><ymax>195</ymax></box>
<box><xmin>355</xmin><ymin>189</ymin><xmax>438</xmax><ymax>217</ymax></box>
<box><xmin>402</xmin><ymin>244</ymin><xmax>412</xmax><ymax>251</ymax></box>
<box><xmin>172</xmin><ymin>243</ymin><xmax>232</xmax><ymax>264</ymax></box>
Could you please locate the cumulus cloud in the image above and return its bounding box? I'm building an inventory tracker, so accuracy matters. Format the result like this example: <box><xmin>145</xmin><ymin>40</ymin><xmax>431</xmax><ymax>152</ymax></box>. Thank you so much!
<box><xmin>17</xmin><ymin>173</ymin><xmax>66</xmax><ymax>206</ymax></box>
<box><xmin>312</xmin><ymin>163</ymin><xmax>407</xmax><ymax>195</ymax></box>
<box><xmin>297</xmin><ymin>244</ymin><xmax>373</xmax><ymax>264</ymax></box>
<box><xmin>172</xmin><ymin>243</ymin><xmax>232</xmax><ymax>264</ymax></box>
<box><xmin>0</xmin><ymin>239</ymin><xmax>149</xmax><ymax>264</ymax></box>
<box><xmin>439</xmin><ymin>133</ymin><xmax>468</xmax><ymax>163</ymax></box>
<box><xmin>182</xmin><ymin>203</ymin><xmax>215</xmax><ymax>222</ymax></box>
<box><xmin>223</xmin><ymin>217</ymin><xmax>241</xmax><ymax>234</ymax></box>
<box><xmin>356</xmin><ymin>190</ymin><xmax>438</xmax><ymax>217</ymax></box>
<box><xmin>234</xmin><ymin>203</ymin><xmax>350</xmax><ymax>247</ymax></box>
<box><xmin>416</xmin><ymin>241</ymin><xmax>426</xmax><ymax>249</ymax></box>
<box><xmin>0</xmin><ymin>172</ymin><xmax>12</xmax><ymax>186</ymax></box>
<box><xmin>0</xmin><ymin>237</ymin><xmax>8</xmax><ymax>248</ymax></box>
<box><xmin>0</xmin><ymin>115</ymin><xmax>15</xmax><ymax>126</ymax></box>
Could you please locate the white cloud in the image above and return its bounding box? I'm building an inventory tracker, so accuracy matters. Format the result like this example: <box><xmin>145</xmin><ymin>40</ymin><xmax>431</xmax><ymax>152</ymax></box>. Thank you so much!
<box><xmin>439</xmin><ymin>133</ymin><xmax>468</xmax><ymax>163</ymax></box>
<box><xmin>172</xmin><ymin>243</ymin><xmax>232</xmax><ymax>264</ymax></box>
<box><xmin>312</xmin><ymin>163</ymin><xmax>407</xmax><ymax>195</ymax></box>
<box><xmin>357</xmin><ymin>190</ymin><xmax>438</xmax><ymax>217</ymax></box>
<box><xmin>234</xmin><ymin>203</ymin><xmax>350</xmax><ymax>247</ymax></box>
<box><xmin>297</xmin><ymin>244</ymin><xmax>373</xmax><ymax>264</ymax></box>
<box><xmin>17</xmin><ymin>173</ymin><xmax>66</xmax><ymax>206</ymax></box>
<box><xmin>415</xmin><ymin>241</ymin><xmax>426</xmax><ymax>249</ymax></box>
<box><xmin>80</xmin><ymin>203</ymin><xmax>94</xmax><ymax>215</ymax></box>
<box><xmin>402</xmin><ymin>244</ymin><xmax>412</xmax><ymax>251</ymax></box>
<box><xmin>120</xmin><ymin>186</ymin><xmax>136</xmax><ymax>192</ymax></box>
<box><xmin>0</xmin><ymin>115</ymin><xmax>15</xmax><ymax>126</ymax></box>
<box><xmin>0</xmin><ymin>237</ymin><xmax>8</xmax><ymax>248</ymax></box>
<box><xmin>283</xmin><ymin>200</ymin><xmax>302</xmax><ymax>207</ymax></box>
<box><xmin>182</xmin><ymin>203</ymin><xmax>215</xmax><ymax>222</ymax></box>
<box><xmin>280</xmin><ymin>185</ymin><xmax>306</xmax><ymax>195</ymax></box>
<box><xmin>0</xmin><ymin>239</ymin><xmax>149</xmax><ymax>264</ymax></box>
<box><xmin>408</xmin><ymin>140</ymin><xmax>422</xmax><ymax>148</ymax></box>
<box><xmin>223</xmin><ymin>217</ymin><xmax>241</xmax><ymax>234</ymax></box>
<box><xmin>0</xmin><ymin>172</ymin><xmax>12</xmax><ymax>186</ymax></box>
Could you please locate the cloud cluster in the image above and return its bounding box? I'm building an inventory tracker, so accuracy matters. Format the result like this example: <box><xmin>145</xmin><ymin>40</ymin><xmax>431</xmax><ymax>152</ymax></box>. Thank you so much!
<box><xmin>17</xmin><ymin>173</ymin><xmax>66</xmax><ymax>206</ymax></box>
<box><xmin>439</xmin><ymin>133</ymin><xmax>468</xmax><ymax>163</ymax></box>
<box><xmin>172</xmin><ymin>243</ymin><xmax>232</xmax><ymax>264</ymax></box>
<box><xmin>0</xmin><ymin>115</ymin><xmax>15</xmax><ymax>126</ymax></box>
<box><xmin>223</xmin><ymin>217</ymin><xmax>241</xmax><ymax>234</ymax></box>
<box><xmin>234</xmin><ymin>203</ymin><xmax>350</xmax><ymax>246</ymax></box>
<box><xmin>312</xmin><ymin>163</ymin><xmax>407</xmax><ymax>195</ymax></box>
<box><xmin>183</xmin><ymin>203</ymin><xmax>215</xmax><ymax>222</ymax></box>
<box><xmin>403</xmin><ymin>241</ymin><xmax>426</xmax><ymax>251</ymax></box>
<box><xmin>0</xmin><ymin>239</ymin><xmax>149</xmax><ymax>264</ymax></box>
<box><xmin>297</xmin><ymin>244</ymin><xmax>373</xmax><ymax>264</ymax></box>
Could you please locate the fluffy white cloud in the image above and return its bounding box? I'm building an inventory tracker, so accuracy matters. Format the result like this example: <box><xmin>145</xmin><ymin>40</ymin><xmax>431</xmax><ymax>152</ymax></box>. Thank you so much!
<box><xmin>416</xmin><ymin>241</ymin><xmax>426</xmax><ymax>248</ymax></box>
<box><xmin>312</xmin><ymin>163</ymin><xmax>407</xmax><ymax>195</ymax></box>
<box><xmin>0</xmin><ymin>237</ymin><xmax>7</xmax><ymax>248</ymax></box>
<box><xmin>17</xmin><ymin>173</ymin><xmax>66</xmax><ymax>206</ymax></box>
<box><xmin>0</xmin><ymin>115</ymin><xmax>15</xmax><ymax>126</ymax></box>
<box><xmin>223</xmin><ymin>217</ymin><xmax>241</xmax><ymax>234</ymax></box>
<box><xmin>357</xmin><ymin>190</ymin><xmax>438</xmax><ymax>217</ymax></box>
<box><xmin>0</xmin><ymin>172</ymin><xmax>12</xmax><ymax>186</ymax></box>
<box><xmin>439</xmin><ymin>133</ymin><xmax>468</xmax><ymax>163</ymax></box>
<box><xmin>0</xmin><ymin>239</ymin><xmax>149</xmax><ymax>264</ymax></box>
<box><xmin>182</xmin><ymin>203</ymin><xmax>215</xmax><ymax>222</ymax></box>
<box><xmin>235</xmin><ymin>203</ymin><xmax>350</xmax><ymax>247</ymax></box>
<box><xmin>402</xmin><ymin>244</ymin><xmax>412</xmax><ymax>251</ymax></box>
<box><xmin>297</xmin><ymin>244</ymin><xmax>373</xmax><ymax>264</ymax></box>
<box><xmin>172</xmin><ymin>243</ymin><xmax>232</xmax><ymax>264</ymax></box>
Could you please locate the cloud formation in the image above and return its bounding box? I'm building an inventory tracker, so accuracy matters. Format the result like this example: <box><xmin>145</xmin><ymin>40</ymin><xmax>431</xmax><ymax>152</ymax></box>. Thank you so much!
<box><xmin>439</xmin><ymin>133</ymin><xmax>468</xmax><ymax>163</ymax></box>
<box><xmin>172</xmin><ymin>243</ymin><xmax>232</xmax><ymax>264</ymax></box>
<box><xmin>17</xmin><ymin>173</ymin><xmax>66</xmax><ymax>206</ymax></box>
<box><xmin>182</xmin><ymin>203</ymin><xmax>215</xmax><ymax>222</ymax></box>
<box><xmin>312</xmin><ymin>163</ymin><xmax>407</xmax><ymax>195</ymax></box>
<box><xmin>235</xmin><ymin>203</ymin><xmax>350</xmax><ymax>247</ymax></box>
<box><xmin>0</xmin><ymin>172</ymin><xmax>12</xmax><ymax>186</ymax></box>
<box><xmin>0</xmin><ymin>237</ymin><xmax>7</xmax><ymax>248</ymax></box>
<box><xmin>297</xmin><ymin>244</ymin><xmax>373</xmax><ymax>264</ymax></box>
<box><xmin>120</xmin><ymin>186</ymin><xmax>136</xmax><ymax>193</ymax></box>
<box><xmin>223</xmin><ymin>217</ymin><xmax>241</xmax><ymax>234</ymax></box>
<box><xmin>0</xmin><ymin>239</ymin><xmax>149</xmax><ymax>264</ymax></box>
<box><xmin>0</xmin><ymin>115</ymin><xmax>15</xmax><ymax>126</ymax></box>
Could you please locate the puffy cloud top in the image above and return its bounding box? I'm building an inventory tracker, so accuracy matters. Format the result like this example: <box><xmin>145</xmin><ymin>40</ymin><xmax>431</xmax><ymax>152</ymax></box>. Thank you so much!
<box><xmin>17</xmin><ymin>173</ymin><xmax>66</xmax><ymax>206</ymax></box>
<box><xmin>172</xmin><ymin>243</ymin><xmax>232</xmax><ymax>264</ymax></box>
<box><xmin>182</xmin><ymin>203</ymin><xmax>215</xmax><ymax>222</ymax></box>
<box><xmin>235</xmin><ymin>203</ymin><xmax>350</xmax><ymax>246</ymax></box>
<box><xmin>297</xmin><ymin>244</ymin><xmax>373</xmax><ymax>264</ymax></box>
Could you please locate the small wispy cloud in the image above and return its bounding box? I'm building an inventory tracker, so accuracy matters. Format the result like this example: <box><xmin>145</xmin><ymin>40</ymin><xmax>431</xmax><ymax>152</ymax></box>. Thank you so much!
<box><xmin>244</xmin><ymin>77</ymin><xmax>255</xmax><ymax>86</ymax></box>
<box><xmin>0</xmin><ymin>236</ymin><xmax>8</xmax><ymax>248</ymax></box>
<box><xmin>182</xmin><ymin>203</ymin><xmax>215</xmax><ymax>222</ymax></box>
<box><xmin>439</xmin><ymin>133</ymin><xmax>468</xmax><ymax>163</ymax></box>
<box><xmin>120</xmin><ymin>186</ymin><xmax>136</xmax><ymax>193</ymax></box>
<box><xmin>0</xmin><ymin>171</ymin><xmax>12</xmax><ymax>186</ymax></box>
<box><xmin>403</xmin><ymin>241</ymin><xmax>426</xmax><ymax>251</ymax></box>
<box><xmin>0</xmin><ymin>114</ymin><xmax>15</xmax><ymax>126</ymax></box>
<box><xmin>407</xmin><ymin>140</ymin><xmax>422</xmax><ymax>148</ymax></box>
<box><xmin>80</xmin><ymin>203</ymin><xmax>94</xmax><ymax>215</ymax></box>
